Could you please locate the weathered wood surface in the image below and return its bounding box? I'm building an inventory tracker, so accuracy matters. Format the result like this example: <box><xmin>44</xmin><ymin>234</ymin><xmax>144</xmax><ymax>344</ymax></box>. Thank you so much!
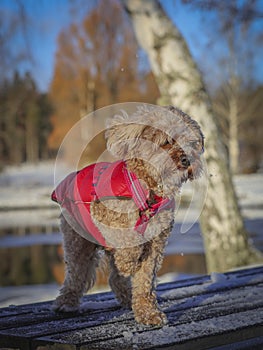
<box><xmin>0</xmin><ymin>266</ymin><xmax>262</xmax><ymax>350</ymax></box>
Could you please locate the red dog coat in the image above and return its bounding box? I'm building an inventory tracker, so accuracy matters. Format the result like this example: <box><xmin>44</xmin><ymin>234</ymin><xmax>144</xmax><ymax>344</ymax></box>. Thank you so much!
<box><xmin>51</xmin><ymin>161</ymin><xmax>174</xmax><ymax>247</ymax></box>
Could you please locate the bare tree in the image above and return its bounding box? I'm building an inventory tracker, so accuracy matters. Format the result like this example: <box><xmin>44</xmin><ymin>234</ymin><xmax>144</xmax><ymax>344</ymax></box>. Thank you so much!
<box><xmin>183</xmin><ymin>0</ymin><xmax>263</xmax><ymax>174</ymax></box>
<box><xmin>212</xmin><ymin>80</ymin><xmax>263</xmax><ymax>173</ymax></box>
<box><xmin>122</xmin><ymin>0</ymin><xmax>262</xmax><ymax>272</ymax></box>
<box><xmin>49</xmin><ymin>0</ymin><xmax>159</xmax><ymax>153</ymax></box>
<box><xmin>0</xmin><ymin>1</ymin><xmax>49</xmax><ymax>165</ymax></box>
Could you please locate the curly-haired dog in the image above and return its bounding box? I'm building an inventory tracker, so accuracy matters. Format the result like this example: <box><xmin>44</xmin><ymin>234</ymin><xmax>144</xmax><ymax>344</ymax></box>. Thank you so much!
<box><xmin>52</xmin><ymin>105</ymin><xmax>204</xmax><ymax>326</ymax></box>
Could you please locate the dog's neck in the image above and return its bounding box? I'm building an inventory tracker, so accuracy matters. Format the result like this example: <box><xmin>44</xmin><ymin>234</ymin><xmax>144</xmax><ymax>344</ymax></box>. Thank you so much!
<box><xmin>125</xmin><ymin>158</ymin><xmax>163</xmax><ymax>197</ymax></box>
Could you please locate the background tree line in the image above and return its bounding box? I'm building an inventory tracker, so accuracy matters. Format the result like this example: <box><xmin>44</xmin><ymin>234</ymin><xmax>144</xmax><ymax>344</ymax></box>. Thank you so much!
<box><xmin>0</xmin><ymin>71</ymin><xmax>52</xmax><ymax>167</ymax></box>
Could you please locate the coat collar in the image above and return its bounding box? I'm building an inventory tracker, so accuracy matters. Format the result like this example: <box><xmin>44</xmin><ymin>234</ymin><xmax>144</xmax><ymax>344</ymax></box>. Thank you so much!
<box><xmin>122</xmin><ymin>161</ymin><xmax>175</xmax><ymax>235</ymax></box>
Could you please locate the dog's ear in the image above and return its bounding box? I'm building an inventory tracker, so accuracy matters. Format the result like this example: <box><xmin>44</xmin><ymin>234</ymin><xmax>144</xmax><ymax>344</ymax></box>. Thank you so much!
<box><xmin>105</xmin><ymin>114</ymin><xmax>147</xmax><ymax>158</ymax></box>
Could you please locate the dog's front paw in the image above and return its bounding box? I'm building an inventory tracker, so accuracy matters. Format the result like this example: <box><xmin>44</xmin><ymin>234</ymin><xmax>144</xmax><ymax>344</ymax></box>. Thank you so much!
<box><xmin>133</xmin><ymin>303</ymin><xmax>167</xmax><ymax>326</ymax></box>
<box><xmin>52</xmin><ymin>294</ymin><xmax>80</xmax><ymax>313</ymax></box>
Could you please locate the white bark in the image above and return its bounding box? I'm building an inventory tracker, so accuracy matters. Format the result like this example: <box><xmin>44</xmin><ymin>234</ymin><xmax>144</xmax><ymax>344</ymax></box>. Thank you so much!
<box><xmin>229</xmin><ymin>94</ymin><xmax>239</xmax><ymax>174</ymax></box>
<box><xmin>123</xmin><ymin>0</ymin><xmax>262</xmax><ymax>272</ymax></box>
<box><xmin>228</xmin><ymin>77</ymin><xmax>240</xmax><ymax>174</ymax></box>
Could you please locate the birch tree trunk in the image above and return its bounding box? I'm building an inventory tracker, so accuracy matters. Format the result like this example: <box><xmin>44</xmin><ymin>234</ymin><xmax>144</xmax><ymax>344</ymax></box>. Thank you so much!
<box><xmin>228</xmin><ymin>76</ymin><xmax>240</xmax><ymax>174</ymax></box>
<box><xmin>229</xmin><ymin>93</ymin><xmax>239</xmax><ymax>174</ymax></box>
<box><xmin>123</xmin><ymin>0</ymin><xmax>262</xmax><ymax>272</ymax></box>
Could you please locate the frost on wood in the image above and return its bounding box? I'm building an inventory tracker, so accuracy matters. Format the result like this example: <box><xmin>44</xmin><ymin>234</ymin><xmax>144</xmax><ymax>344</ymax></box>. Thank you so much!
<box><xmin>0</xmin><ymin>267</ymin><xmax>262</xmax><ymax>348</ymax></box>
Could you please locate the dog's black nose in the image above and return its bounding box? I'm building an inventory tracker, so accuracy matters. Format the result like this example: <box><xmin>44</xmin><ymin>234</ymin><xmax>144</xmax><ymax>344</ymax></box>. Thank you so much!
<box><xmin>181</xmin><ymin>157</ymin><xmax>190</xmax><ymax>167</ymax></box>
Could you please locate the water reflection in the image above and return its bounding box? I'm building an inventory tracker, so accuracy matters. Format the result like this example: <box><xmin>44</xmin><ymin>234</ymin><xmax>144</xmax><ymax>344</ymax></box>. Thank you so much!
<box><xmin>0</xmin><ymin>224</ymin><xmax>207</xmax><ymax>287</ymax></box>
<box><xmin>0</xmin><ymin>243</ymin><xmax>60</xmax><ymax>286</ymax></box>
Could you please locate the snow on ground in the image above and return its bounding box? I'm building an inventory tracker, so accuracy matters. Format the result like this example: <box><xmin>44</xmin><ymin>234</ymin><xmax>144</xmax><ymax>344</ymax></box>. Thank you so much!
<box><xmin>0</xmin><ymin>160</ymin><xmax>66</xmax><ymax>210</ymax></box>
<box><xmin>0</xmin><ymin>209</ymin><xmax>59</xmax><ymax>230</ymax></box>
<box><xmin>0</xmin><ymin>161</ymin><xmax>56</xmax><ymax>187</ymax></box>
<box><xmin>0</xmin><ymin>283</ymin><xmax>60</xmax><ymax>307</ymax></box>
<box><xmin>233</xmin><ymin>173</ymin><xmax>263</xmax><ymax>209</ymax></box>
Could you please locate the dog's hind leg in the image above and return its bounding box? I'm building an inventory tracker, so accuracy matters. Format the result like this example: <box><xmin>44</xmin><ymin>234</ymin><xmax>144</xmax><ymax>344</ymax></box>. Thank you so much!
<box><xmin>107</xmin><ymin>252</ymin><xmax>132</xmax><ymax>309</ymax></box>
<box><xmin>53</xmin><ymin>217</ymin><xmax>99</xmax><ymax>312</ymax></box>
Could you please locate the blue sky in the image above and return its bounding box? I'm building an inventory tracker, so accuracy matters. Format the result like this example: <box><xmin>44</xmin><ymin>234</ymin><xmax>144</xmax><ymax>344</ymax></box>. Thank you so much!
<box><xmin>1</xmin><ymin>0</ymin><xmax>72</xmax><ymax>90</ymax></box>
<box><xmin>2</xmin><ymin>0</ymin><xmax>263</xmax><ymax>92</ymax></box>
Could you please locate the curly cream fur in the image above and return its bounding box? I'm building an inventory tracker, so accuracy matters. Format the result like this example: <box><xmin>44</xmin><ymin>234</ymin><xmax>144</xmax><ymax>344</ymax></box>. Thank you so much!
<box><xmin>53</xmin><ymin>105</ymin><xmax>204</xmax><ymax>326</ymax></box>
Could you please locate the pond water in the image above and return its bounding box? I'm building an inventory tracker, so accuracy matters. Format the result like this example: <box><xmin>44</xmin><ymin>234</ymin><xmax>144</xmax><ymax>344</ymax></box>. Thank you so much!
<box><xmin>1</xmin><ymin>216</ymin><xmax>262</xmax><ymax>287</ymax></box>
<box><xmin>0</xmin><ymin>217</ymin><xmax>61</xmax><ymax>286</ymax></box>
<box><xmin>0</xmin><ymin>243</ymin><xmax>60</xmax><ymax>286</ymax></box>
<box><xmin>0</xmin><ymin>219</ymin><xmax>207</xmax><ymax>286</ymax></box>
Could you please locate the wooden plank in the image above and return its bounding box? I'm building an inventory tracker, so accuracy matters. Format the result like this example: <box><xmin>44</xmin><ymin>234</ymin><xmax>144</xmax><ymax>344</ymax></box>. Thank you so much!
<box><xmin>34</xmin><ymin>283</ymin><xmax>263</xmax><ymax>348</ymax></box>
<box><xmin>1</xmin><ymin>268</ymin><xmax>262</xmax><ymax>348</ymax></box>
<box><xmin>0</xmin><ymin>266</ymin><xmax>262</xmax><ymax>350</ymax></box>
<box><xmin>0</xmin><ymin>292</ymin><xmax>116</xmax><ymax>329</ymax></box>
<box><xmin>34</xmin><ymin>311</ymin><xmax>263</xmax><ymax>350</ymax></box>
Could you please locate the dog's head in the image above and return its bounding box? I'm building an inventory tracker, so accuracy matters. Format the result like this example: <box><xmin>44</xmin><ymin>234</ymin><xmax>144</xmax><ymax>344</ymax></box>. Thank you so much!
<box><xmin>106</xmin><ymin>105</ymin><xmax>204</xmax><ymax>195</ymax></box>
